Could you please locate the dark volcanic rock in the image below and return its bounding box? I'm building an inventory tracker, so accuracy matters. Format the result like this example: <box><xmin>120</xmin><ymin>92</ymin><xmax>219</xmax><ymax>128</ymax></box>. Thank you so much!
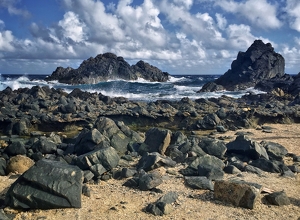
<box><xmin>262</xmin><ymin>141</ymin><xmax>288</xmax><ymax>161</ymax></box>
<box><xmin>265</xmin><ymin>191</ymin><xmax>290</xmax><ymax>206</ymax></box>
<box><xmin>226</xmin><ymin>135</ymin><xmax>269</xmax><ymax>160</ymax></box>
<box><xmin>249</xmin><ymin>158</ymin><xmax>282</xmax><ymax>173</ymax></box>
<box><xmin>74</xmin><ymin>147</ymin><xmax>120</xmax><ymax>171</ymax></box>
<box><xmin>45</xmin><ymin>53</ymin><xmax>169</xmax><ymax>84</ymax></box>
<box><xmin>143</xmin><ymin>127</ymin><xmax>172</xmax><ymax>155</ymax></box>
<box><xmin>5</xmin><ymin>159</ymin><xmax>82</xmax><ymax>209</ymax></box>
<box><xmin>199</xmin><ymin>40</ymin><xmax>285</xmax><ymax>92</ymax></box>
<box><xmin>138</xmin><ymin>170</ymin><xmax>163</xmax><ymax>191</ymax></box>
<box><xmin>137</xmin><ymin>152</ymin><xmax>176</xmax><ymax>172</ymax></box>
<box><xmin>184</xmin><ymin>176</ymin><xmax>214</xmax><ymax>190</ymax></box>
<box><xmin>146</xmin><ymin>192</ymin><xmax>178</xmax><ymax>216</ymax></box>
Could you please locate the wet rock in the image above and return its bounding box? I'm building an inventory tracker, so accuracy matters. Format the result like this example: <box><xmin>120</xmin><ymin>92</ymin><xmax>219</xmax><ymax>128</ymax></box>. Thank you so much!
<box><xmin>214</xmin><ymin>180</ymin><xmax>261</xmax><ymax>209</ymax></box>
<box><xmin>5</xmin><ymin>159</ymin><xmax>82</xmax><ymax>209</ymax></box>
<box><xmin>265</xmin><ymin>191</ymin><xmax>290</xmax><ymax>206</ymax></box>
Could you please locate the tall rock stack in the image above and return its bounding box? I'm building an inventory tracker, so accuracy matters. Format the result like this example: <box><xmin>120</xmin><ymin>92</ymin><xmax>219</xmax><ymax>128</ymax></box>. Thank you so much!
<box><xmin>200</xmin><ymin>40</ymin><xmax>285</xmax><ymax>92</ymax></box>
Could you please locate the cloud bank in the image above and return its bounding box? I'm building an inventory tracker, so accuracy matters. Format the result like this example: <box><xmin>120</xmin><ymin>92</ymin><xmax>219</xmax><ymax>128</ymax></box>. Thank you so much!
<box><xmin>0</xmin><ymin>0</ymin><xmax>299</xmax><ymax>75</ymax></box>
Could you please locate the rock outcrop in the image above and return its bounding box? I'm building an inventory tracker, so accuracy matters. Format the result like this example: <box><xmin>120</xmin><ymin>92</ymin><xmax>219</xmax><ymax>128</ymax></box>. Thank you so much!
<box><xmin>199</xmin><ymin>40</ymin><xmax>286</xmax><ymax>92</ymax></box>
<box><xmin>45</xmin><ymin>53</ymin><xmax>170</xmax><ymax>84</ymax></box>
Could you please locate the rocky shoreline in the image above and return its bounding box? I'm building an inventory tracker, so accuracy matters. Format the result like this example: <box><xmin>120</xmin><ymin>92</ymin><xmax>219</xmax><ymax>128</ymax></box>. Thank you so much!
<box><xmin>0</xmin><ymin>84</ymin><xmax>299</xmax><ymax>218</ymax></box>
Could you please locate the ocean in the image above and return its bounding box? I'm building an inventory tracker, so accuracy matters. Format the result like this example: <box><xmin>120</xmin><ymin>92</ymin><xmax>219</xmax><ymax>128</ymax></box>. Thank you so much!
<box><xmin>0</xmin><ymin>74</ymin><xmax>263</xmax><ymax>102</ymax></box>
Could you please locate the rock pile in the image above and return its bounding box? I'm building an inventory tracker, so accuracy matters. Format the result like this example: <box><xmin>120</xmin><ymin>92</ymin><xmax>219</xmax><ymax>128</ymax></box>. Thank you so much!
<box><xmin>0</xmin><ymin>114</ymin><xmax>298</xmax><ymax>215</ymax></box>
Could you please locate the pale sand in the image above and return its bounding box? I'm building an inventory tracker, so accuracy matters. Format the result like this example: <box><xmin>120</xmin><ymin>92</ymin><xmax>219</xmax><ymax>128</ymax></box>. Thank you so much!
<box><xmin>0</xmin><ymin>123</ymin><xmax>299</xmax><ymax>220</ymax></box>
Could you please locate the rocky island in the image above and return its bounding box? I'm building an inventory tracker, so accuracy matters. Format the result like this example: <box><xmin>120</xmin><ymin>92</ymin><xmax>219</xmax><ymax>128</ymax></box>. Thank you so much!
<box><xmin>0</xmin><ymin>40</ymin><xmax>299</xmax><ymax>219</ymax></box>
<box><xmin>199</xmin><ymin>40</ymin><xmax>294</xmax><ymax>93</ymax></box>
<box><xmin>45</xmin><ymin>52</ymin><xmax>170</xmax><ymax>84</ymax></box>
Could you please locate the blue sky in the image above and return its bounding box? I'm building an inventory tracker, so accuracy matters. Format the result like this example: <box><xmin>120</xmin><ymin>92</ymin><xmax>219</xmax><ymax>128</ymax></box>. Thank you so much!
<box><xmin>0</xmin><ymin>0</ymin><xmax>300</xmax><ymax>75</ymax></box>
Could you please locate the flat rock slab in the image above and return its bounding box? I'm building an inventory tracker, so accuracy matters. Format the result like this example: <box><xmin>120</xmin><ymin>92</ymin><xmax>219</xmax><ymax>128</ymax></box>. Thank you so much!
<box><xmin>5</xmin><ymin>159</ymin><xmax>83</xmax><ymax>209</ymax></box>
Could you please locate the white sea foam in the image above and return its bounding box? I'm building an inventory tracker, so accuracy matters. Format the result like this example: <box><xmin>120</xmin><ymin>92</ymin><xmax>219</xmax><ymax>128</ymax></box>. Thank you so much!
<box><xmin>174</xmin><ymin>85</ymin><xmax>202</xmax><ymax>92</ymax></box>
<box><xmin>168</xmin><ymin>76</ymin><xmax>189</xmax><ymax>83</ymax></box>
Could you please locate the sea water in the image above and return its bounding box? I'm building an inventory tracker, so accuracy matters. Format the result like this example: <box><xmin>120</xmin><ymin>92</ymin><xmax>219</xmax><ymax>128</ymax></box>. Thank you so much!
<box><xmin>0</xmin><ymin>74</ymin><xmax>264</xmax><ymax>102</ymax></box>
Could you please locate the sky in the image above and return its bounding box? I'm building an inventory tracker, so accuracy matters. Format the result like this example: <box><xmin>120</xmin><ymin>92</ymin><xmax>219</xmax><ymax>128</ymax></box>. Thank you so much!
<box><xmin>0</xmin><ymin>0</ymin><xmax>300</xmax><ymax>76</ymax></box>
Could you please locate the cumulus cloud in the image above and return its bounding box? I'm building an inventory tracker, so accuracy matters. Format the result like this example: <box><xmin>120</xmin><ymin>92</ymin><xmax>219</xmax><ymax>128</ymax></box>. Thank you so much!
<box><xmin>58</xmin><ymin>11</ymin><xmax>87</xmax><ymax>43</ymax></box>
<box><xmin>284</xmin><ymin>0</ymin><xmax>300</xmax><ymax>32</ymax></box>
<box><xmin>0</xmin><ymin>20</ymin><xmax>15</xmax><ymax>52</ymax></box>
<box><xmin>215</xmin><ymin>0</ymin><xmax>282</xmax><ymax>29</ymax></box>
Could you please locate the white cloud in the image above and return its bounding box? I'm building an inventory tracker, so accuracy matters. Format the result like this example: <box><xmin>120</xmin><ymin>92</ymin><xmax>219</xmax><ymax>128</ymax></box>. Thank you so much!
<box><xmin>215</xmin><ymin>13</ymin><xmax>227</xmax><ymax>30</ymax></box>
<box><xmin>116</xmin><ymin>0</ymin><xmax>167</xmax><ymax>48</ymax></box>
<box><xmin>58</xmin><ymin>11</ymin><xmax>87</xmax><ymax>43</ymax></box>
<box><xmin>0</xmin><ymin>0</ymin><xmax>30</xmax><ymax>18</ymax></box>
<box><xmin>62</xmin><ymin>0</ymin><xmax>126</xmax><ymax>43</ymax></box>
<box><xmin>158</xmin><ymin>0</ymin><xmax>225</xmax><ymax>48</ymax></box>
<box><xmin>226</xmin><ymin>24</ymin><xmax>256</xmax><ymax>49</ymax></box>
<box><xmin>285</xmin><ymin>0</ymin><xmax>300</xmax><ymax>32</ymax></box>
<box><xmin>0</xmin><ymin>20</ymin><xmax>15</xmax><ymax>52</ymax></box>
<box><xmin>216</xmin><ymin>0</ymin><xmax>282</xmax><ymax>29</ymax></box>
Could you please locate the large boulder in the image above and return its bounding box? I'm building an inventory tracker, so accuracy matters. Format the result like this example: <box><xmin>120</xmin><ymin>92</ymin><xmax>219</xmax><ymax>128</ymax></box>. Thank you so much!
<box><xmin>45</xmin><ymin>53</ymin><xmax>169</xmax><ymax>84</ymax></box>
<box><xmin>5</xmin><ymin>159</ymin><xmax>83</xmax><ymax>209</ymax></box>
<box><xmin>199</xmin><ymin>40</ymin><xmax>285</xmax><ymax>92</ymax></box>
<box><xmin>226</xmin><ymin>135</ymin><xmax>269</xmax><ymax>160</ymax></box>
<box><xmin>214</xmin><ymin>180</ymin><xmax>262</xmax><ymax>209</ymax></box>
